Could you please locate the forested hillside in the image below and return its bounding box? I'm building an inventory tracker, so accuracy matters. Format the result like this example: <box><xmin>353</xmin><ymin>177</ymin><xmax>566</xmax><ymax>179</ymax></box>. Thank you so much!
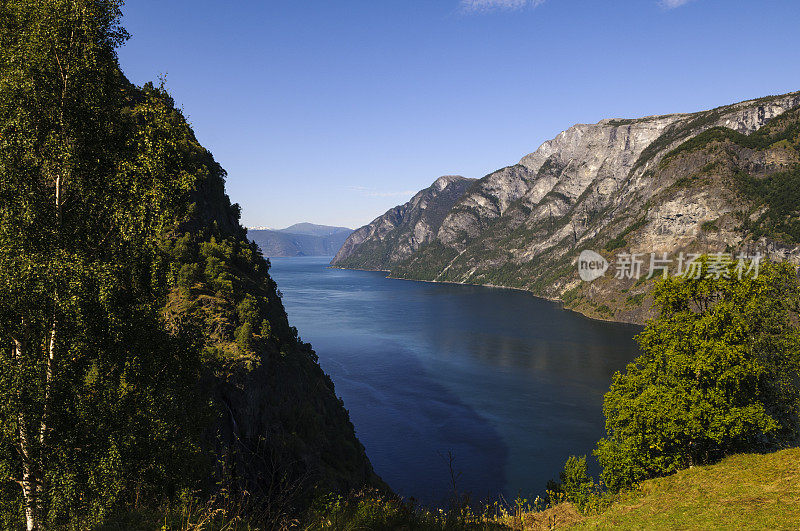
<box><xmin>0</xmin><ymin>2</ymin><xmax>378</xmax><ymax>529</ymax></box>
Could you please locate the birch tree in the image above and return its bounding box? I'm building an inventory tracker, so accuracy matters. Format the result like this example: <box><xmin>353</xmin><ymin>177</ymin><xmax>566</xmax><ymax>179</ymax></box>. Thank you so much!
<box><xmin>0</xmin><ymin>2</ymin><xmax>207</xmax><ymax>528</ymax></box>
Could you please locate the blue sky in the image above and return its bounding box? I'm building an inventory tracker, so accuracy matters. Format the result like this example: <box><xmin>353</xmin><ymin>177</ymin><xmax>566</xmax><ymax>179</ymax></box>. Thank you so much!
<box><xmin>118</xmin><ymin>0</ymin><xmax>800</xmax><ymax>229</ymax></box>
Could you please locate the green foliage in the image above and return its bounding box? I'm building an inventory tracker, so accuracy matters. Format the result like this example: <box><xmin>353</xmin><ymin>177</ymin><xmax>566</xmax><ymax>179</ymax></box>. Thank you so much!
<box><xmin>604</xmin><ymin>216</ymin><xmax>648</xmax><ymax>252</ymax></box>
<box><xmin>662</xmin><ymin>107</ymin><xmax>800</xmax><ymax>166</ymax></box>
<box><xmin>632</xmin><ymin>109</ymin><xmax>725</xmax><ymax>172</ymax></box>
<box><xmin>0</xmin><ymin>2</ymin><xmax>377</xmax><ymax>528</ymax></box>
<box><xmin>626</xmin><ymin>292</ymin><xmax>646</xmax><ymax>306</ymax></box>
<box><xmin>544</xmin><ymin>190</ymin><xmax>571</xmax><ymax>204</ymax></box>
<box><xmin>0</xmin><ymin>1</ymin><xmax>216</xmax><ymax>528</ymax></box>
<box><xmin>561</xmin><ymin>286</ymin><xmax>581</xmax><ymax>305</ymax></box>
<box><xmin>735</xmin><ymin>167</ymin><xmax>800</xmax><ymax>243</ymax></box>
<box><xmin>334</xmin><ymin>237</ymin><xmax>396</xmax><ymax>271</ymax></box>
<box><xmin>554</xmin><ymin>456</ymin><xmax>595</xmax><ymax>513</ymax></box>
<box><xmin>392</xmin><ymin>241</ymin><xmax>459</xmax><ymax>281</ymax></box>
<box><xmin>306</xmin><ymin>491</ymin><xmax>432</xmax><ymax>530</ymax></box>
<box><xmin>596</xmin><ymin>258</ymin><xmax>800</xmax><ymax>492</ymax></box>
<box><xmin>606</xmin><ymin>118</ymin><xmax>638</xmax><ymax>126</ymax></box>
<box><xmin>595</xmin><ymin>304</ymin><xmax>612</xmax><ymax>316</ymax></box>
<box><xmin>304</xmin><ymin>489</ymin><xmax>516</xmax><ymax>530</ymax></box>
<box><xmin>633</xmin><ymin>99</ymin><xmax>799</xmax><ymax>173</ymax></box>
<box><xmin>663</xmin><ymin>127</ymin><xmax>763</xmax><ymax>162</ymax></box>
<box><xmin>700</xmin><ymin>220</ymin><xmax>719</xmax><ymax>232</ymax></box>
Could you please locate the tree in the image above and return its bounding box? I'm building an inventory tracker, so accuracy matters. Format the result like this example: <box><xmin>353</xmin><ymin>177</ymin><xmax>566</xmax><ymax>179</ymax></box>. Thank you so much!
<box><xmin>0</xmin><ymin>2</ymin><xmax>208</xmax><ymax>528</ymax></box>
<box><xmin>1</xmin><ymin>3</ymin><xmax>378</xmax><ymax>528</ymax></box>
<box><xmin>596</xmin><ymin>257</ymin><xmax>800</xmax><ymax>492</ymax></box>
<box><xmin>547</xmin><ymin>455</ymin><xmax>596</xmax><ymax>513</ymax></box>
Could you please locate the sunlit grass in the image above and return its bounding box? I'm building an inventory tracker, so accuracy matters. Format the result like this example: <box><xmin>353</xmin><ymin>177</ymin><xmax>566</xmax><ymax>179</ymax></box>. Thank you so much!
<box><xmin>574</xmin><ymin>448</ymin><xmax>800</xmax><ymax>530</ymax></box>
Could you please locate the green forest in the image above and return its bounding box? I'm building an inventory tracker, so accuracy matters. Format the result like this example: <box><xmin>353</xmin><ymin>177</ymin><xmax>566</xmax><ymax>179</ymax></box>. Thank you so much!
<box><xmin>0</xmin><ymin>2</ymin><xmax>378</xmax><ymax>529</ymax></box>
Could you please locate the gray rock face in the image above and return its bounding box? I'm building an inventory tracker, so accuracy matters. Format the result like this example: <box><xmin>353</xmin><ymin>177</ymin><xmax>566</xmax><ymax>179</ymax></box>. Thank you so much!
<box><xmin>332</xmin><ymin>175</ymin><xmax>476</xmax><ymax>269</ymax></box>
<box><xmin>334</xmin><ymin>91</ymin><xmax>800</xmax><ymax>322</ymax></box>
<box><xmin>437</xmin><ymin>165</ymin><xmax>537</xmax><ymax>250</ymax></box>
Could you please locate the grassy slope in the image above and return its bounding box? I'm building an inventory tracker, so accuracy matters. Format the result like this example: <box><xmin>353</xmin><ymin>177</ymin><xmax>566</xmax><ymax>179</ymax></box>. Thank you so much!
<box><xmin>573</xmin><ymin>448</ymin><xmax>800</xmax><ymax>530</ymax></box>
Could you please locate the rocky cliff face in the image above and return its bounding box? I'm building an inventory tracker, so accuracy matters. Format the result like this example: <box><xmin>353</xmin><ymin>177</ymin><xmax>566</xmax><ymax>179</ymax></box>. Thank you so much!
<box><xmin>333</xmin><ymin>91</ymin><xmax>800</xmax><ymax>323</ymax></box>
<box><xmin>332</xmin><ymin>175</ymin><xmax>475</xmax><ymax>270</ymax></box>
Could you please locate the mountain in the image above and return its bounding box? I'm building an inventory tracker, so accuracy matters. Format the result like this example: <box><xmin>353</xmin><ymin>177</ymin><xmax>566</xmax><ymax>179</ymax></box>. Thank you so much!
<box><xmin>150</xmin><ymin>125</ymin><xmax>377</xmax><ymax>499</ymax></box>
<box><xmin>279</xmin><ymin>222</ymin><xmax>352</xmax><ymax>237</ymax></box>
<box><xmin>250</xmin><ymin>224</ymin><xmax>352</xmax><ymax>257</ymax></box>
<box><xmin>332</xmin><ymin>175</ymin><xmax>476</xmax><ymax>270</ymax></box>
<box><xmin>332</xmin><ymin>91</ymin><xmax>800</xmax><ymax>323</ymax></box>
<box><xmin>0</xmin><ymin>1</ymin><xmax>380</xmax><ymax>522</ymax></box>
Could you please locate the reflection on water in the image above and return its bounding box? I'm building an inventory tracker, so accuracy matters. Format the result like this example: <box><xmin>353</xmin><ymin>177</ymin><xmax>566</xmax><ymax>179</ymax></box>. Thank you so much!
<box><xmin>269</xmin><ymin>257</ymin><xmax>641</xmax><ymax>504</ymax></box>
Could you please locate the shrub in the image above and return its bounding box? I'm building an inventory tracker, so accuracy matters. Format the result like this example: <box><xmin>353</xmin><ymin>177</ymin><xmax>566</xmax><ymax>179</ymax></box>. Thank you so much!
<box><xmin>596</xmin><ymin>257</ymin><xmax>800</xmax><ymax>492</ymax></box>
<box><xmin>560</xmin><ymin>456</ymin><xmax>594</xmax><ymax>509</ymax></box>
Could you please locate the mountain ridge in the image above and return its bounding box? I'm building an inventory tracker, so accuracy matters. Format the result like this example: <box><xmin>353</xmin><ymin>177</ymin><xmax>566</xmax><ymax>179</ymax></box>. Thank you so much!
<box><xmin>332</xmin><ymin>90</ymin><xmax>800</xmax><ymax>323</ymax></box>
<box><xmin>278</xmin><ymin>222</ymin><xmax>352</xmax><ymax>237</ymax></box>
<box><xmin>332</xmin><ymin>175</ymin><xmax>476</xmax><ymax>270</ymax></box>
<box><xmin>250</xmin><ymin>223</ymin><xmax>353</xmax><ymax>257</ymax></box>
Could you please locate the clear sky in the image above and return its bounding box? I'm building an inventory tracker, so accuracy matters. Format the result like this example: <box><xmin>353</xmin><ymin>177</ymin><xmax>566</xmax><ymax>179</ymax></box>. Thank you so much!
<box><xmin>118</xmin><ymin>0</ymin><xmax>800</xmax><ymax>230</ymax></box>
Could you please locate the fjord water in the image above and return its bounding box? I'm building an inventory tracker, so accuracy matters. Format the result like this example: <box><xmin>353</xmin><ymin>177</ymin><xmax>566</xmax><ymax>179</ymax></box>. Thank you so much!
<box><xmin>269</xmin><ymin>256</ymin><xmax>640</xmax><ymax>504</ymax></box>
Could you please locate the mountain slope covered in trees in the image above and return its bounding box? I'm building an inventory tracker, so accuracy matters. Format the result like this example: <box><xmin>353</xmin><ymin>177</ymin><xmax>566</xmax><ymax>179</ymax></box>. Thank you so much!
<box><xmin>0</xmin><ymin>2</ymin><xmax>378</xmax><ymax>529</ymax></box>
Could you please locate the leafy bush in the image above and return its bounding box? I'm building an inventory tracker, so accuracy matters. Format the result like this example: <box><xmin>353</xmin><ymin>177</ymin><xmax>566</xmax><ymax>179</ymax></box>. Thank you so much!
<box><xmin>596</xmin><ymin>257</ymin><xmax>800</xmax><ymax>492</ymax></box>
<box><xmin>560</xmin><ymin>456</ymin><xmax>594</xmax><ymax>510</ymax></box>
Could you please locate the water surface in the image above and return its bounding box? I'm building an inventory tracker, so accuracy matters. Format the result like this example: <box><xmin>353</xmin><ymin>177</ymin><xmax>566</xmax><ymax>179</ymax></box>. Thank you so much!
<box><xmin>269</xmin><ymin>256</ymin><xmax>640</xmax><ymax>504</ymax></box>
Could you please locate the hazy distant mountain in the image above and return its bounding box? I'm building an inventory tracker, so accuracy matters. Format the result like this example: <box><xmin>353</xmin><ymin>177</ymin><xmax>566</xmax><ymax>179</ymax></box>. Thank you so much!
<box><xmin>250</xmin><ymin>223</ymin><xmax>353</xmax><ymax>257</ymax></box>
<box><xmin>278</xmin><ymin>222</ymin><xmax>352</xmax><ymax>238</ymax></box>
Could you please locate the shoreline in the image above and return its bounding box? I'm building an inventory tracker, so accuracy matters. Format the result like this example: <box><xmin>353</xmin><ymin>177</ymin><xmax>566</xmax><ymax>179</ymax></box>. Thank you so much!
<box><xmin>328</xmin><ymin>264</ymin><xmax>643</xmax><ymax>327</ymax></box>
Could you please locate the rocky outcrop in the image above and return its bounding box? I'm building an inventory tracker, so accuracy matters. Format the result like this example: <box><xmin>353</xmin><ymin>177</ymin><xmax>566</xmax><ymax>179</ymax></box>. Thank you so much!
<box><xmin>332</xmin><ymin>175</ymin><xmax>475</xmax><ymax>269</ymax></box>
<box><xmin>334</xmin><ymin>91</ymin><xmax>800</xmax><ymax>324</ymax></box>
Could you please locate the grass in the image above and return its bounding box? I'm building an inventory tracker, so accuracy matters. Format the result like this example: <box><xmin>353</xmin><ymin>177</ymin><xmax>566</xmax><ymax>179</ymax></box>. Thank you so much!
<box><xmin>91</xmin><ymin>448</ymin><xmax>800</xmax><ymax>529</ymax></box>
<box><xmin>573</xmin><ymin>448</ymin><xmax>800</xmax><ymax>530</ymax></box>
<box><xmin>304</xmin><ymin>449</ymin><xmax>800</xmax><ymax>529</ymax></box>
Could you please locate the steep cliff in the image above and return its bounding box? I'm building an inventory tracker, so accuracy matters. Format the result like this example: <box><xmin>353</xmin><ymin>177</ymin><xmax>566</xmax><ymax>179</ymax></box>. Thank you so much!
<box><xmin>139</xmin><ymin>83</ymin><xmax>381</xmax><ymax>507</ymax></box>
<box><xmin>332</xmin><ymin>175</ymin><xmax>476</xmax><ymax>270</ymax></box>
<box><xmin>333</xmin><ymin>91</ymin><xmax>800</xmax><ymax>323</ymax></box>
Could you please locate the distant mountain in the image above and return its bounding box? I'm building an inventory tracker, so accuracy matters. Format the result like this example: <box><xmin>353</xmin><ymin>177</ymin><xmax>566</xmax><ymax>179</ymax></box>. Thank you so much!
<box><xmin>250</xmin><ymin>223</ymin><xmax>353</xmax><ymax>257</ymax></box>
<box><xmin>278</xmin><ymin>222</ymin><xmax>352</xmax><ymax>237</ymax></box>
<box><xmin>333</xmin><ymin>91</ymin><xmax>800</xmax><ymax>323</ymax></box>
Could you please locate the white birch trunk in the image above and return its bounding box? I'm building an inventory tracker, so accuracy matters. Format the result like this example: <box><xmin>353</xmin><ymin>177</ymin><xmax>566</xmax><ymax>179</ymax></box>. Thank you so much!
<box><xmin>13</xmin><ymin>337</ymin><xmax>38</xmax><ymax>531</ymax></box>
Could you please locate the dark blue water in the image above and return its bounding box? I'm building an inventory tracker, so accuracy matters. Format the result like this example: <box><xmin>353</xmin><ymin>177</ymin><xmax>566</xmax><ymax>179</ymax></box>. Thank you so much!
<box><xmin>269</xmin><ymin>256</ymin><xmax>640</xmax><ymax>504</ymax></box>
